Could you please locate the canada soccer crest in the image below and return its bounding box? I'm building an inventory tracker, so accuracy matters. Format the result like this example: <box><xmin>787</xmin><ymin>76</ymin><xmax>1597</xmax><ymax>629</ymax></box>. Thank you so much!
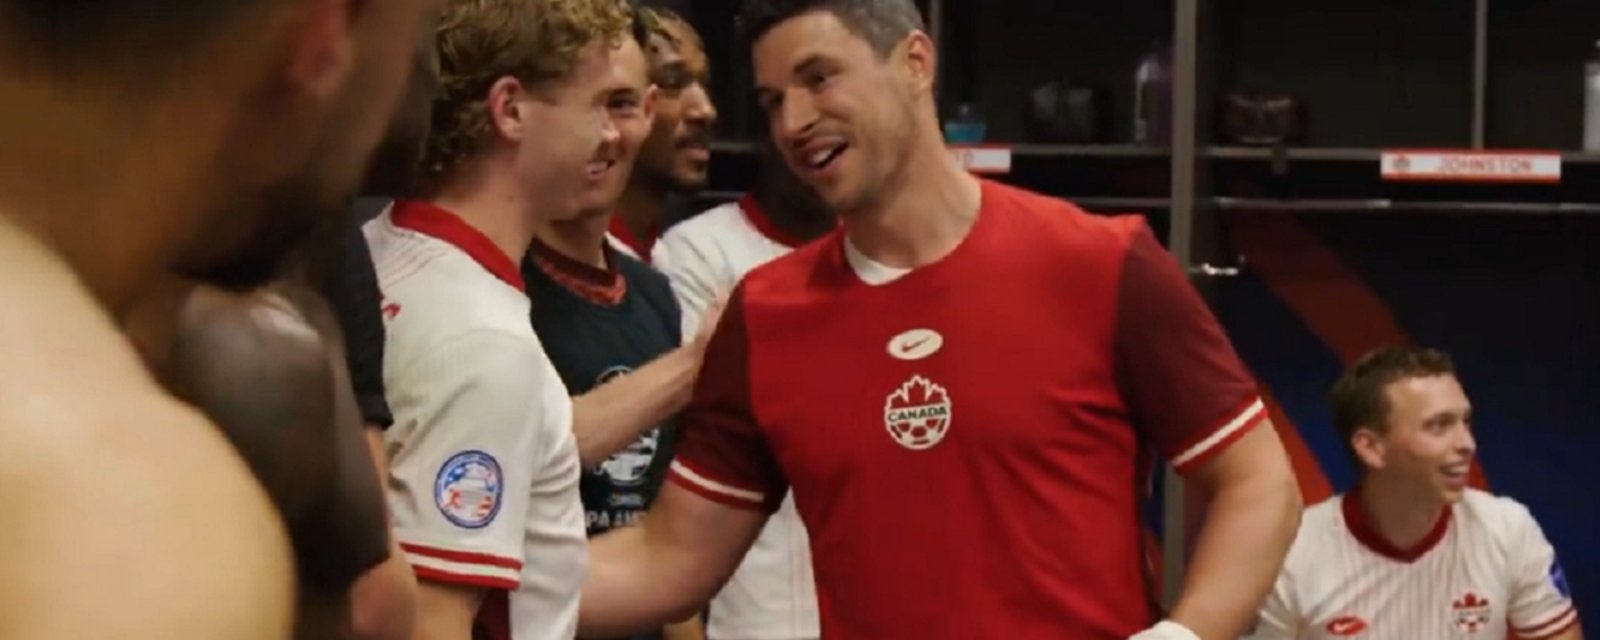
<box><xmin>1452</xmin><ymin>591</ymin><xmax>1492</xmax><ymax>634</ymax></box>
<box><xmin>883</xmin><ymin>375</ymin><xmax>952</xmax><ymax>450</ymax></box>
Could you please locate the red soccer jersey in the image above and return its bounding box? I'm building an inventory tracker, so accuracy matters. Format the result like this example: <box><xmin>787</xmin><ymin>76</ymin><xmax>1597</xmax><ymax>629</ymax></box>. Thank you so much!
<box><xmin>669</xmin><ymin>180</ymin><xmax>1267</xmax><ymax>638</ymax></box>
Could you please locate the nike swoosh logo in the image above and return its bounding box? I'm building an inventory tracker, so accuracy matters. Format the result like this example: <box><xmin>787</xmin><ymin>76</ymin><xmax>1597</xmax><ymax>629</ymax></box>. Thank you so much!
<box><xmin>888</xmin><ymin>329</ymin><xmax>943</xmax><ymax>361</ymax></box>
<box><xmin>1325</xmin><ymin>617</ymin><xmax>1367</xmax><ymax>636</ymax></box>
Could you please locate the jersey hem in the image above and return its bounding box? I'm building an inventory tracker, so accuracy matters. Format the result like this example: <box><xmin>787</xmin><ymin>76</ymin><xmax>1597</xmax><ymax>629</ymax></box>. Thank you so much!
<box><xmin>412</xmin><ymin>565</ymin><xmax>520</xmax><ymax>591</ymax></box>
<box><xmin>402</xmin><ymin>541</ymin><xmax>522</xmax><ymax>591</ymax></box>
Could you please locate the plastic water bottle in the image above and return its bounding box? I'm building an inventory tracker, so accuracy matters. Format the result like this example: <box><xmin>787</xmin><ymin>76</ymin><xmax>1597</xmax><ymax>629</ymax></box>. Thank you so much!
<box><xmin>943</xmin><ymin>102</ymin><xmax>987</xmax><ymax>144</ymax></box>
<box><xmin>1585</xmin><ymin>40</ymin><xmax>1600</xmax><ymax>150</ymax></box>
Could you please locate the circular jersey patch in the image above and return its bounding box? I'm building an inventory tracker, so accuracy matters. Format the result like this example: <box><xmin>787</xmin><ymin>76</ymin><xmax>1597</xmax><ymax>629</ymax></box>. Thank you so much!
<box><xmin>434</xmin><ymin>450</ymin><xmax>504</xmax><ymax>529</ymax></box>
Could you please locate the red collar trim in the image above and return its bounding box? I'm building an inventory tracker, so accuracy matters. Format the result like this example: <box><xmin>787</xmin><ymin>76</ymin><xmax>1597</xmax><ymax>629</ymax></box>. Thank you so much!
<box><xmin>390</xmin><ymin>200</ymin><xmax>525</xmax><ymax>292</ymax></box>
<box><xmin>527</xmin><ymin>238</ymin><xmax>619</xmax><ymax>288</ymax></box>
<box><xmin>608</xmin><ymin>217</ymin><xmax>657</xmax><ymax>261</ymax></box>
<box><xmin>1342</xmin><ymin>488</ymin><xmax>1452</xmax><ymax>563</ymax></box>
<box><xmin>738</xmin><ymin>194</ymin><xmax>813</xmax><ymax>249</ymax></box>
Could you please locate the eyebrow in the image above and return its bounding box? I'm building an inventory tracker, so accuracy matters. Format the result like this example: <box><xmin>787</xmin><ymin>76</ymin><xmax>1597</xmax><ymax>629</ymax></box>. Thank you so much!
<box><xmin>755</xmin><ymin>53</ymin><xmax>829</xmax><ymax>96</ymax></box>
<box><xmin>652</xmin><ymin>61</ymin><xmax>689</xmax><ymax>76</ymax></box>
<box><xmin>794</xmin><ymin>54</ymin><xmax>831</xmax><ymax>80</ymax></box>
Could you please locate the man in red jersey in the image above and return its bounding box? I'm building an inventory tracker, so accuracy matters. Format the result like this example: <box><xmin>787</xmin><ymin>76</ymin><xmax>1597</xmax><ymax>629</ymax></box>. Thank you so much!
<box><xmin>577</xmin><ymin>1</ymin><xmax>1303</xmax><ymax>639</ymax></box>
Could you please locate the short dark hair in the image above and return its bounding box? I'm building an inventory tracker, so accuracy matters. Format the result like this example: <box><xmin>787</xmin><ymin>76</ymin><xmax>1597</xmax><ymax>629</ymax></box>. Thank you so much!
<box><xmin>736</xmin><ymin>0</ymin><xmax>925</xmax><ymax>58</ymax></box>
<box><xmin>1328</xmin><ymin>345</ymin><xmax>1457</xmax><ymax>461</ymax></box>
<box><xmin>0</xmin><ymin>1</ymin><xmax>262</xmax><ymax>74</ymax></box>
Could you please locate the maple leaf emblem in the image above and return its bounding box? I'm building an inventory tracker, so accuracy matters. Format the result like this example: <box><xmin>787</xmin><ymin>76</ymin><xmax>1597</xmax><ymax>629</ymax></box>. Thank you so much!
<box><xmin>883</xmin><ymin>375</ymin><xmax>952</xmax><ymax>450</ymax></box>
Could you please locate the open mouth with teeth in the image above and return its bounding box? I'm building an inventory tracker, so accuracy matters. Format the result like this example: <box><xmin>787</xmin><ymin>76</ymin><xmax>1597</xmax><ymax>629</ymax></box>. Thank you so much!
<box><xmin>802</xmin><ymin>143</ymin><xmax>849</xmax><ymax>172</ymax></box>
<box><xmin>586</xmin><ymin>159</ymin><xmax>616</xmax><ymax>179</ymax></box>
<box><xmin>1439</xmin><ymin>463</ymin><xmax>1470</xmax><ymax>486</ymax></box>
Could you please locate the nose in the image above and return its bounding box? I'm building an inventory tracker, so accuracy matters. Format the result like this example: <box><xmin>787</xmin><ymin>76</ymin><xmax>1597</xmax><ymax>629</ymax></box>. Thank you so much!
<box><xmin>1458</xmin><ymin>426</ymin><xmax>1477</xmax><ymax>456</ymax></box>
<box><xmin>682</xmin><ymin>83</ymin><xmax>717</xmax><ymax>126</ymax></box>
<box><xmin>775</xmin><ymin>87</ymin><xmax>819</xmax><ymax>142</ymax></box>
<box><xmin>598</xmin><ymin>112</ymin><xmax>621</xmax><ymax>146</ymax></box>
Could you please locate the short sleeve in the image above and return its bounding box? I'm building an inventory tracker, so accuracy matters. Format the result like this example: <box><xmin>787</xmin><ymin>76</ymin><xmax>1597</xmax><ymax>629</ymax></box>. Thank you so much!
<box><xmin>1505</xmin><ymin>500</ymin><xmax>1580</xmax><ymax>638</ymax></box>
<box><xmin>1245</xmin><ymin>570</ymin><xmax>1303</xmax><ymax>639</ymax></box>
<box><xmin>386</xmin><ymin>330</ymin><xmax>542</xmax><ymax>591</ymax></box>
<box><xmin>1114</xmin><ymin>221</ymin><xmax>1266</xmax><ymax>475</ymax></box>
<box><xmin>666</xmin><ymin>288</ymin><xmax>787</xmax><ymax>512</ymax></box>
<box><xmin>652</xmin><ymin>230</ymin><xmax>729</xmax><ymax>339</ymax></box>
<box><xmin>317</xmin><ymin>219</ymin><xmax>394</xmax><ymax>429</ymax></box>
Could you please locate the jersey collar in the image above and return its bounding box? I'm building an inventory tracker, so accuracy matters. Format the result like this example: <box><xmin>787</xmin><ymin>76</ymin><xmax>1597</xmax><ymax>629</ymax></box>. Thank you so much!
<box><xmin>607</xmin><ymin>216</ymin><xmax>658</xmax><ymax>262</ymax></box>
<box><xmin>738</xmin><ymin>194</ymin><xmax>810</xmax><ymax>249</ymax></box>
<box><xmin>1341</xmin><ymin>487</ymin><xmax>1452</xmax><ymax>563</ymax></box>
<box><xmin>390</xmin><ymin>200</ymin><xmax>525</xmax><ymax>292</ymax></box>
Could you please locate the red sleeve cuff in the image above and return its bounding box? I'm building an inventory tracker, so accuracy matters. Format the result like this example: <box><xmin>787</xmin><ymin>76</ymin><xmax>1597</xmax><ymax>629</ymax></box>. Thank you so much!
<box><xmin>400</xmin><ymin>542</ymin><xmax>521</xmax><ymax>591</ymax></box>
<box><xmin>1515</xmin><ymin>606</ymin><xmax>1579</xmax><ymax>639</ymax></box>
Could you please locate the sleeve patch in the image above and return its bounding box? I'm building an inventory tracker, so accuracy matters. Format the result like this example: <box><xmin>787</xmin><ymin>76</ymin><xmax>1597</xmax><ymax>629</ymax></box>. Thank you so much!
<box><xmin>1550</xmin><ymin>556</ymin><xmax>1572</xmax><ymax>599</ymax></box>
<box><xmin>434</xmin><ymin>450</ymin><xmax>504</xmax><ymax>529</ymax></box>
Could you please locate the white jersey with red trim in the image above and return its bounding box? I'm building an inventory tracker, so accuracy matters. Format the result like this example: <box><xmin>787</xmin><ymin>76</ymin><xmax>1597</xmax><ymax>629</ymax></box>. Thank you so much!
<box><xmin>365</xmin><ymin>202</ymin><xmax>587</xmax><ymax>640</ymax></box>
<box><xmin>605</xmin><ymin>232</ymin><xmax>640</xmax><ymax>262</ymax></box>
<box><xmin>1249</xmin><ymin>488</ymin><xmax>1579</xmax><ymax>640</ymax></box>
<box><xmin>653</xmin><ymin>197</ymin><xmax>819</xmax><ymax>640</ymax></box>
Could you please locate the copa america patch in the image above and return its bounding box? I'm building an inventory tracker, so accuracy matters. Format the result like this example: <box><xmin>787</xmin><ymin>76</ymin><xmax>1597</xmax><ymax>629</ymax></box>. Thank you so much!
<box><xmin>434</xmin><ymin>450</ymin><xmax>503</xmax><ymax>529</ymax></box>
<box><xmin>1551</xmin><ymin>556</ymin><xmax>1572</xmax><ymax>599</ymax></box>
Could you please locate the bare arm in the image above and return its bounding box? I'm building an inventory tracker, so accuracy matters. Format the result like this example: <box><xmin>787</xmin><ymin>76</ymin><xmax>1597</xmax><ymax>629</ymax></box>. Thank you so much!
<box><xmin>1546</xmin><ymin>626</ymin><xmax>1586</xmax><ymax>640</ymax></box>
<box><xmin>573</xmin><ymin>341</ymin><xmax>704</xmax><ymax>466</ymax></box>
<box><xmin>580</xmin><ymin>482</ymin><xmax>768</xmax><ymax>636</ymax></box>
<box><xmin>1168</xmin><ymin>424</ymin><xmax>1302</xmax><ymax>639</ymax></box>
<box><xmin>0</xmin><ymin>401</ymin><xmax>294</xmax><ymax>639</ymax></box>
<box><xmin>350</xmin><ymin>427</ymin><xmax>420</xmax><ymax>640</ymax></box>
<box><xmin>409</xmin><ymin>582</ymin><xmax>484</xmax><ymax>640</ymax></box>
<box><xmin>572</xmin><ymin>297</ymin><xmax>726</xmax><ymax>467</ymax></box>
<box><xmin>662</xmin><ymin>615</ymin><xmax>706</xmax><ymax>640</ymax></box>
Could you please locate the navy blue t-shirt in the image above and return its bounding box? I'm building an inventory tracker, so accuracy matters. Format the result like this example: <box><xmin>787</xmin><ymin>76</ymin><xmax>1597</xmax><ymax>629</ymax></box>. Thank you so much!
<box><xmin>522</xmin><ymin>241</ymin><xmax>682</xmax><ymax>640</ymax></box>
<box><xmin>523</xmin><ymin>240</ymin><xmax>683</xmax><ymax>534</ymax></box>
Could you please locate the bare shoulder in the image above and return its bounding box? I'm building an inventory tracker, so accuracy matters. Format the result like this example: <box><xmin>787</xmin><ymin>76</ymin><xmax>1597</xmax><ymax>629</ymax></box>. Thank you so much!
<box><xmin>178</xmin><ymin>284</ymin><xmax>331</xmax><ymax>377</ymax></box>
<box><xmin>0</xmin><ymin>232</ymin><xmax>293</xmax><ymax>638</ymax></box>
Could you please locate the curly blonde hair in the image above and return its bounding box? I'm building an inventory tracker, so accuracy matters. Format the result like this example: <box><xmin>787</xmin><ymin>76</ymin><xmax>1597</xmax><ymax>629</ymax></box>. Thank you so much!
<box><xmin>421</xmin><ymin>0</ymin><xmax>633</xmax><ymax>187</ymax></box>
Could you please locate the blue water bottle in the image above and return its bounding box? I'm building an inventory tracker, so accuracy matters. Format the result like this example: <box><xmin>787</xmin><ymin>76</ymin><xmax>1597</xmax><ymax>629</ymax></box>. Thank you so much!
<box><xmin>944</xmin><ymin>102</ymin><xmax>987</xmax><ymax>144</ymax></box>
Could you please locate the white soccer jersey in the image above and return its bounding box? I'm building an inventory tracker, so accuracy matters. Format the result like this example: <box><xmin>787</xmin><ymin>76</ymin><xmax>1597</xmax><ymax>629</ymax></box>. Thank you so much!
<box><xmin>365</xmin><ymin>201</ymin><xmax>587</xmax><ymax>640</ymax></box>
<box><xmin>1249</xmin><ymin>488</ymin><xmax>1578</xmax><ymax>640</ymax></box>
<box><xmin>653</xmin><ymin>196</ymin><xmax>820</xmax><ymax>640</ymax></box>
<box><xmin>605</xmin><ymin>232</ymin><xmax>640</xmax><ymax>261</ymax></box>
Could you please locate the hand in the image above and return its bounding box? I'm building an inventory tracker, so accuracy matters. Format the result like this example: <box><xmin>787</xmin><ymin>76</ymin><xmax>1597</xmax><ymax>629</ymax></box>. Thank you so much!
<box><xmin>1129</xmin><ymin>620</ymin><xmax>1201</xmax><ymax>640</ymax></box>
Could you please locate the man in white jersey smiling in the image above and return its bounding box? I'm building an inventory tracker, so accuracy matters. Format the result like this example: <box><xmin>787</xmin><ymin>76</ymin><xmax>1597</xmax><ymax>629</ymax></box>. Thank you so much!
<box><xmin>1250</xmin><ymin>346</ymin><xmax>1581</xmax><ymax>640</ymax></box>
<box><xmin>653</xmin><ymin>139</ymin><xmax>834</xmax><ymax>640</ymax></box>
<box><xmin>365</xmin><ymin>0</ymin><xmax>635</xmax><ymax>638</ymax></box>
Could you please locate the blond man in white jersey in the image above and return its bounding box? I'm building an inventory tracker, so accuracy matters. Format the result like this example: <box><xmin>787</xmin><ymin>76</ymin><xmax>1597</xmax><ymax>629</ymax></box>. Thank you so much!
<box><xmin>366</xmin><ymin>1</ymin><xmax>632</xmax><ymax>638</ymax></box>
<box><xmin>1250</xmin><ymin>346</ymin><xmax>1581</xmax><ymax>640</ymax></box>
<box><xmin>653</xmin><ymin>141</ymin><xmax>834</xmax><ymax>640</ymax></box>
<box><xmin>371</xmin><ymin>1</ymin><xmax>720</xmax><ymax>638</ymax></box>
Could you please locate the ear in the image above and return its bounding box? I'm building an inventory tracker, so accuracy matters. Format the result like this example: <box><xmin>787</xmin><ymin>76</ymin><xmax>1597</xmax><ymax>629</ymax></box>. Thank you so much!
<box><xmin>488</xmin><ymin>76</ymin><xmax>529</xmax><ymax>143</ymax></box>
<box><xmin>282</xmin><ymin>0</ymin><xmax>358</xmax><ymax>101</ymax></box>
<box><xmin>1351</xmin><ymin>427</ymin><xmax>1387</xmax><ymax>471</ymax></box>
<box><xmin>642</xmin><ymin>84</ymin><xmax>660</xmax><ymax>124</ymax></box>
<box><xmin>897</xmin><ymin>30</ymin><xmax>938</xmax><ymax>95</ymax></box>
